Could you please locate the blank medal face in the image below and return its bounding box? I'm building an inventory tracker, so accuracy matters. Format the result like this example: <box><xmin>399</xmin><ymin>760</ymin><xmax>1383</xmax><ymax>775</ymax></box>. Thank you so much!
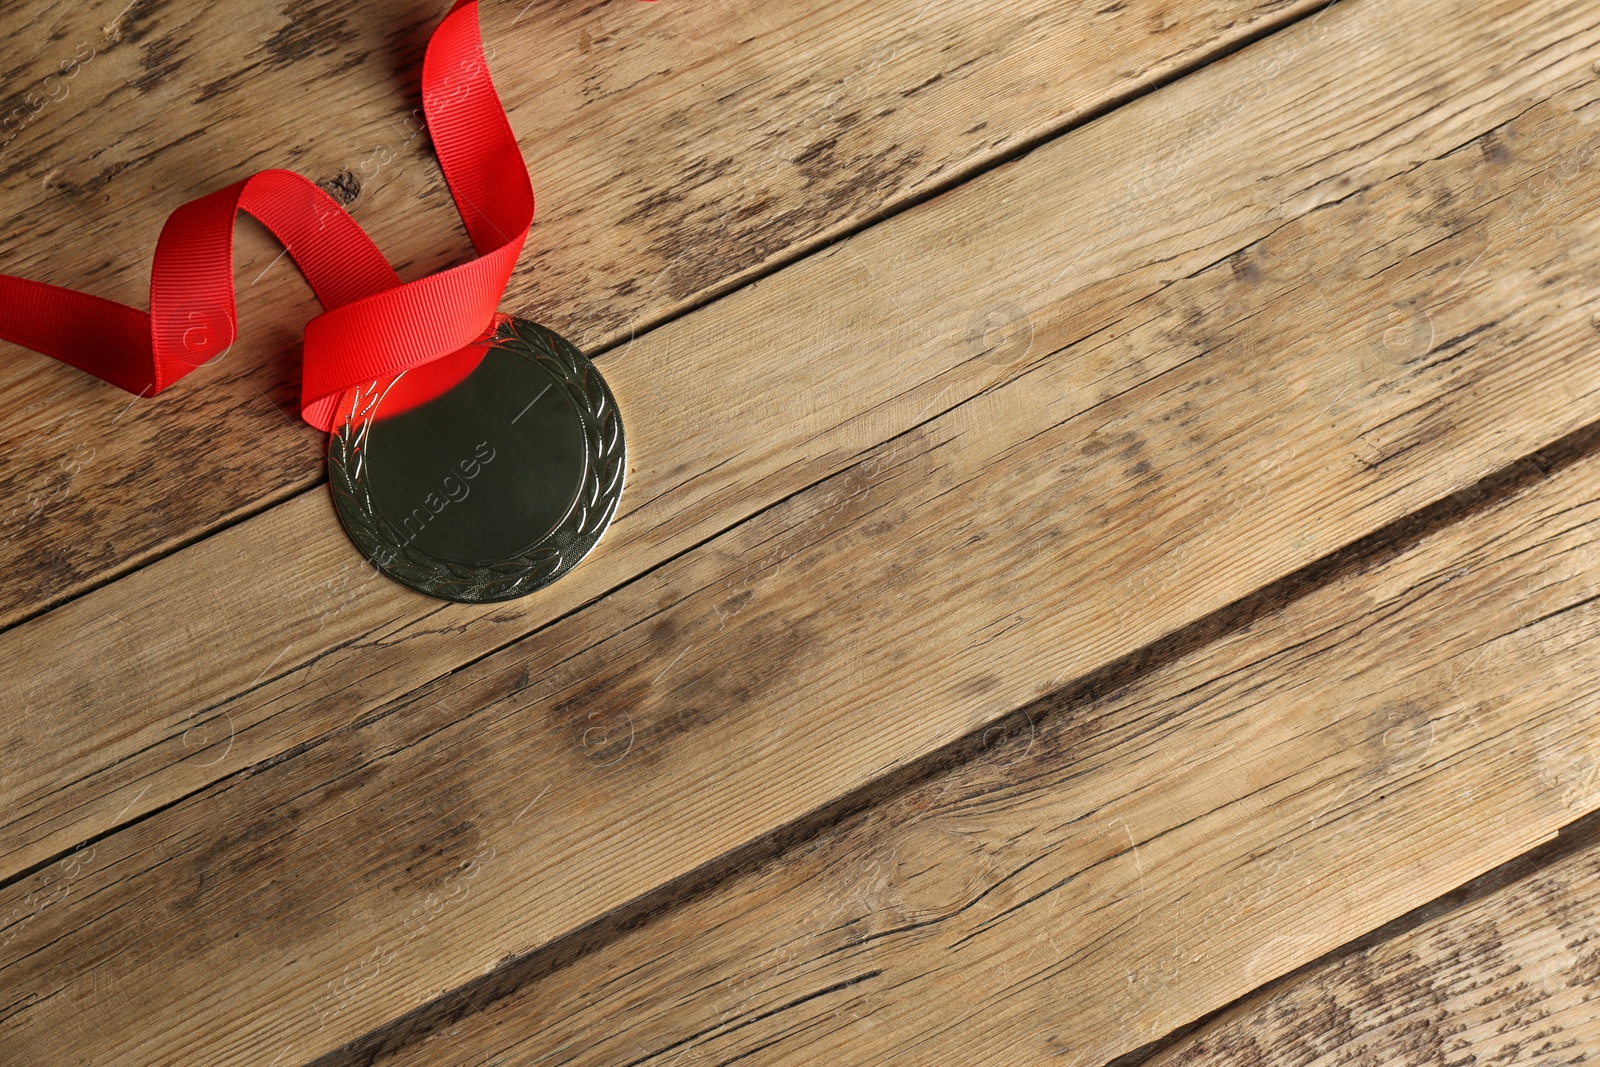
<box><xmin>328</xmin><ymin>318</ymin><xmax>625</xmax><ymax>602</ymax></box>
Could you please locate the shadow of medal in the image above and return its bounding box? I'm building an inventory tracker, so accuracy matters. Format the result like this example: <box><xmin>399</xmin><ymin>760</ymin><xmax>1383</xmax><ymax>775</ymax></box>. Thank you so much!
<box><xmin>328</xmin><ymin>318</ymin><xmax>625</xmax><ymax>602</ymax></box>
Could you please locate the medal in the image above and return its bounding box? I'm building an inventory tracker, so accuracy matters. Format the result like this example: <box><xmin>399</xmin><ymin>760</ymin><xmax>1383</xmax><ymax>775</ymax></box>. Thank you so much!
<box><xmin>329</xmin><ymin>317</ymin><xmax>625</xmax><ymax>602</ymax></box>
<box><xmin>0</xmin><ymin>0</ymin><xmax>653</xmax><ymax>602</ymax></box>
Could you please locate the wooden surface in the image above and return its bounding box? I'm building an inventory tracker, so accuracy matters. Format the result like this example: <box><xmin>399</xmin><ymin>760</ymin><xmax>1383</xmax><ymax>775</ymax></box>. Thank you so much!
<box><xmin>1141</xmin><ymin>811</ymin><xmax>1600</xmax><ymax>1065</ymax></box>
<box><xmin>1</xmin><ymin>0</ymin><xmax>1598</xmax><ymax>1064</ymax></box>
<box><xmin>362</xmin><ymin>413</ymin><xmax>1600</xmax><ymax>1067</ymax></box>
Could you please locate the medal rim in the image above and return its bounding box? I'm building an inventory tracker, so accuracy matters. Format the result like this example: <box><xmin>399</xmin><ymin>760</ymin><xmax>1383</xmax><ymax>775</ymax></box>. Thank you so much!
<box><xmin>327</xmin><ymin>317</ymin><xmax>626</xmax><ymax>603</ymax></box>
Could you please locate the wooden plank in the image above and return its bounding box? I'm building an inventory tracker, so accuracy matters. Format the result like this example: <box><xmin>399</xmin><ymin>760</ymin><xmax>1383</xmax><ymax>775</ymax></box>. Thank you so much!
<box><xmin>0</xmin><ymin>0</ymin><xmax>1320</xmax><ymax>627</ymax></box>
<box><xmin>4</xmin><ymin>0</ymin><xmax>1592</xmax><ymax>888</ymax></box>
<box><xmin>2</xmin><ymin>4</ymin><xmax>1599</xmax><ymax>1063</ymax></box>
<box><xmin>1138</xmin><ymin>814</ymin><xmax>1600</xmax><ymax>1066</ymax></box>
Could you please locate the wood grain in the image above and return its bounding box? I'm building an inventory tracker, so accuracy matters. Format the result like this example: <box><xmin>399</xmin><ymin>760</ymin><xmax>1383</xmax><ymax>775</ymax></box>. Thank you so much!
<box><xmin>1140</xmin><ymin>815</ymin><xmax>1600</xmax><ymax>1066</ymax></box>
<box><xmin>6</xmin><ymin>0</ymin><xmax>1595</xmax><ymax>887</ymax></box>
<box><xmin>347</xmin><ymin>391</ymin><xmax>1600</xmax><ymax>1067</ymax></box>
<box><xmin>2</xmin><ymin>1</ymin><xmax>1598</xmax><ymax>1062</ymax></box>
<box><xmin>0</xmin><ymin>0</ymin><xmax>1322</xmax><ymax>626</ymax></box>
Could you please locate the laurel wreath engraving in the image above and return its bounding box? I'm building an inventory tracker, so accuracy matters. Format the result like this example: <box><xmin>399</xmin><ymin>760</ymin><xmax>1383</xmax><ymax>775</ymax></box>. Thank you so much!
<box><xmin>327</xmin><ymin>317</ymin><xmax>625</xmax><ymax>602</ymax></box>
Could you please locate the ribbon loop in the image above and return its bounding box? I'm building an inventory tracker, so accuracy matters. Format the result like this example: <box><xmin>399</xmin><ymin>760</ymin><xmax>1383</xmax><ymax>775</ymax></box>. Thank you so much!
<box><xmin>0</xmin><ymin>0</ymin><xmax>547</xmax><ymax>432</ymax></box>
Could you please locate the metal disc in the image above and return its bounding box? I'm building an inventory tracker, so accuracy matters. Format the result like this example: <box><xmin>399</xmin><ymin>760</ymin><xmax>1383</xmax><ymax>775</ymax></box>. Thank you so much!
<box><xmin>327</xmin><ymin>317</ymin><xmax>625</xmax><ymax>602</ymax></box>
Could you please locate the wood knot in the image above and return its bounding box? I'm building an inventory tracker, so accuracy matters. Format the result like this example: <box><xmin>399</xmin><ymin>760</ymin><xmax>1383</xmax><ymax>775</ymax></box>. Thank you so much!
<box><xmin>317</xmin><ymin>169</ymin><xmax>362</xmax><ymax>206</ymax></box>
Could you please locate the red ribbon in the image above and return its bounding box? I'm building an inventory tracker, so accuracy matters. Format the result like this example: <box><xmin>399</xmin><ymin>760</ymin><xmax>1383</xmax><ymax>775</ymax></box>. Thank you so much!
<box><xmin>0</xmin><ymin>0</ymin><xmax>650</xmax><ymax>431</ymax></box>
